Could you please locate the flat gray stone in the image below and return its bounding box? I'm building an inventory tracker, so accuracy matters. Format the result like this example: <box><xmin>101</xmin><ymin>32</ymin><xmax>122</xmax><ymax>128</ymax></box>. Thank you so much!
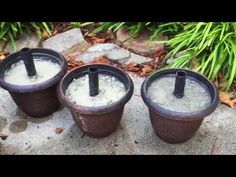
<box><xmin>86</xmin><ymin>43</ymin><xmax>116</xmax><ymax>52</ymax></box>
<box><xmin>42</xmin><ymin>28</ymin><xmax>89</xmax><ymax>55</ymax></box>
<box><xmin>75</xmin><ymin>43</ymin><xmax>152</xmax><ymax>64</ymax></box>
<box><xmin>116</xmin><ymin>28</ymin><xmax>167</xmax><ymax>56</ymax></box>
<box><xmin>0</xmin><ymin>73</ymin><xmax>236</xmax><ymax>154</ymax></box>
<box><xmin>4</xmin><ymin>33</ymin><xmax>41</xmax><ymax>53</ymax></box>
<box><xmin>126</xmin><ymin>53</ymin><xmax>153</xmax><ymax>64</ymax></box>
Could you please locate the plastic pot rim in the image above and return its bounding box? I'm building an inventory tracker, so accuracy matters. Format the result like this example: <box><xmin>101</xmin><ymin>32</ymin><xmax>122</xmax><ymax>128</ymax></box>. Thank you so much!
<box><xmin>57</xmin><ymin>64</ymin><xmax>134</xmax><ymax>115</ymax></box>
<box><xmin>0</xmin><ymin>48</ymin><xmax>68</xmax><ymax>93</ymax></box>
<box><xmin>141</xmin><ymin>68</ymin><xmax>219</xmax><ymax>121</ymax></box>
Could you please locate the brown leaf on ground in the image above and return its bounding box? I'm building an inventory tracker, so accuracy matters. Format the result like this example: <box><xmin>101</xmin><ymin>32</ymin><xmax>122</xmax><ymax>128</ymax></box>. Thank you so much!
<box><xmin>70</xmin><ymin>60</ymin><xmax>85</xmax><ymax>66</ymax></box>
<box><xmin>0</xmin><ymin>54</ymin><xmax>5</xmax><ymax>60</ymax></box>
<box><xmin>123</xmin><ymin>62</ymin><xmax>141</xmax><ymax>72</ymax></box>
<box><xmin>219</xmin><ymin>91</ymin><xmax>236</xmax><ymax>108</ymax></box>
<box><xmin>146</xmin><ymin>49</ymin><xmax>166</xmax><ymax>70</ymax></box>
<box><xmin>0</xmin><ymin>132</ymin><xmax>8</xmax><ymax>140</ymax></box>
<box><xmin>153</xmin><ymin>49</ymin><xmax>167</xmax><ymax>59</ymax></box>
<box><xmin>67</xmin><ymin>44</ymin><xmax>92</xmax><ymax>60</ymax></box>
<box><xmin>42</xmin><ymin>29</ymin><xmax>50</xmax><ymax>38</ymax></box>
<box><xmin>68</xmin><ymin>60</ymin><xmax>85</xmax><ymax>71</ymax></box>
<box><xmin>141</xmin><ymin>65</ymin><xmax>154</xmax><ymax>76</ymax></box>
<box><xmin>55</xmin><ymin>127</ymin><xmax>63</xmax><ymax>134</ymax></box>
<box><xmin>66</xmin><ymin>56</ymin><xmax>72</xmax><ymax>61</ymax></box>
<box><xmin>91</xmin><ymin>56</ymin><xmax>112</xmax><ymax>65</ymax></box>
<box><xmin>0</xmin><ymin>51</ymin><xmax>8</xmax><ymax>60</ymax></box>
<box><xmin>67</xmin><ymin>51</ymin><xmax>82</xmax><ymax>58</ymax></box>
<box><xmin>84</xmin><ymin>31</ymin><xmax>90</xmax><ymax>37</ymax></box>
<box><xmin>52</xmin><ymin>29</ymin><xmax>59</xmax><ymax>36</ymax></box>
<box><xmin>89</xmin><ymin>36</ymin><xmax>106</xmax><ymax>44</ymax></box>
<box><xmin>52</xmin><ymin>23</ymin><xmax>71</xmax><ymax>36</ymax></box>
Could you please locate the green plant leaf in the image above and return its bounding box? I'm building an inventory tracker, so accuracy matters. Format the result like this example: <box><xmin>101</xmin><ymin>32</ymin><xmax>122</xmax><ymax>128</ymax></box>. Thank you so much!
<box><xmin>7</xmin><ymin>31</ymin><xmax>16</xmax><ymax>51</ymax></box>
<box><xmin>42</xmin><ymin>22</ymin><xmax>52</xmax><ymax>36</ymax></box>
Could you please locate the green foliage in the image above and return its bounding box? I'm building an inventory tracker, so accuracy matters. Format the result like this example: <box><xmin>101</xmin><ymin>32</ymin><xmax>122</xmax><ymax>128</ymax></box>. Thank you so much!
<box><xmin>0</xmin><ymin>22</ymin><xmax>54</xmax><ymax>51</ymax></box>
<box><xmin>165</xmin><ymin>22</ymin><xmax>236</xmax><ymax>90</ymax></box>
<box><xmin>70</xmin><ymin>22</ymin><xmax>94</xmax><ymax>28</ymax></box>
<box><xmin>0</xmin><ymin>22</ymin><xmax>96</xmax><ymax>51</ymax></box>
<box><xmin>92</xmin><ymin>22</ymin><xmax>183</xmax><ymax>41</ymax></box>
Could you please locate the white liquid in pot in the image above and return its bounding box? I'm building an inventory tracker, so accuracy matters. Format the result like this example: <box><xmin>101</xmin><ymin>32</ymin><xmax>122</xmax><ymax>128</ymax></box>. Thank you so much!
<box><xmin>66</xmin><ymin>74</ymin><xmax>126</xmax><ymax>107</ymax></box>
<box><xmin>4</xmin><ymin>59</ymin><xmax>61</xmax><ymax>85</ymax></box>
<box><xmin>147</xmin><ymin>76</ymin><xmax>212</xmax><ymax>113</ymax></box>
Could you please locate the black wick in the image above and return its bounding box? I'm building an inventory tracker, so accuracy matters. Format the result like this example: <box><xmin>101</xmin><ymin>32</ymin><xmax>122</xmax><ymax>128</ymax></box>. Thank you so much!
<box><xmin>21</xmin><ymin>48</ymin><xmax>37</xmax><ymax>77</ymax></box>
<box><xmin>173</xmin><ymin>70</ymin><xmax>187</xmax><ymax>98</ymax></box>
<box><xmin>88</xmin><ymin>66</ymin><xmax>99</xmax><ymax>96</ymax></box>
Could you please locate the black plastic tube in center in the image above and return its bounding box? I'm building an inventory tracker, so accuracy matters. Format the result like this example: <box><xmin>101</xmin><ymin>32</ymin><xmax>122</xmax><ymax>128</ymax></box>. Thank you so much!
<box><xmin>173</xmin><ymin>70</ymin><xmax>187</xmax><ymax>98</ymax></box>
<box><xmin>88</xmin><ymin>67</ymin><xmax>99</xmax><ymax>96</ymax></box>
<box><xmin>21</xmin><ymin>48</ymin><xmax>37</xmax><ymax>77</ymax></box>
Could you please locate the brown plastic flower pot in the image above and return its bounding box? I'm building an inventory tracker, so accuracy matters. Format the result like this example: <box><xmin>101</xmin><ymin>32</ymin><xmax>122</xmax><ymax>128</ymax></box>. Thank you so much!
<box><xmin>0</xmin><ymin>48</ymin><xmax>68</xmax><ymax>118</ymax></box>
<box><xmin>141</xmin><ymin>69</ymin><xmax>219</xmax><ymax>144</ymax></box>
<box><xmin>57</xmin><ymin>64</ymin><xmax>134</xmax><ymax>138</ymax></box>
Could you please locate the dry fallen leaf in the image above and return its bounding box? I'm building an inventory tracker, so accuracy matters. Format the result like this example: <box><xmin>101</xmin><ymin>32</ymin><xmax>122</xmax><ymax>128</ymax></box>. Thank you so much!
<box><xmin>123</xmin><ymin>62</ymin><xmax>141</xmax><ymax>72</ymax></box>
<box><xmin>153</xmin><ymin>49</ymin><xmax>166</xmax><ymax>59</ymax></box>
<box><xmin>67</xmin><ymin>44</ymin><xmax>92</xmax><ymax>61</ymax></box>
<box><xmin>0</xmin><ymin>55</ymin><xmax>5</xmax><ymax>60</ymax></box>
<box><xmin>55</xmin><ymin>127</ymin><xmax>63</xmax><ymax>134</ymax></box>
<box><xmin>91</xmin><ymin>56</ymin><xmax>112</xmax><ymax>65</ymax></box>
<box><xmin>84</xmin><ymin>31</ymin><xmax>90</xmax><ymax>37</ymax></box>
<box><xmin>67</xmin><ymin>51</ymin><xmax>82</xmax><ymax>58</ymax></box>
<box><xmin>219</xmin><ymin>91</ymin><xmax>236</xmax><ymax>108</ymax></box>
<box><xmin>52</xmin><ymin>23</ymin><xmax>70</xmax><ymax>36</ymax></box>
<box><xmin>52</xmin><ymin>29</ymin><xmax>58</xmax><ymax>36</ymax></box>
<box><xmin>42</xmin><ymin>29</ymin><xmax>50</xmax><ymax>38</ymax></box>
<box><xmin>145</xmin><ymin>49</ymin><xmax>166</xmax><ymax>70</ymax></box>
<box><xmin>90</xmin><ymin>36</ymin><xmax>106</xmax><ymax>44</ymax></box>
<box><xmin>68</xmin><ymin>60</ymin><xmax>85</xmax><ymax>71</ymax></box>
<box><xmin>71</xmin><ymin>60</ymin><xmax>85</xmax><ymax>65</ymax></box>
<box><xmin>141</xmin><ymin>65</ymin><xmax>154</xmax><ymax>76</ymax></box>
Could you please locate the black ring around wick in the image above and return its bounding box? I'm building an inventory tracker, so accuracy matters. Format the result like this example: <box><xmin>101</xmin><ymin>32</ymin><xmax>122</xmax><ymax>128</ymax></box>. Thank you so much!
<box><xmin>88</xmin><ymin>66</ymin><xmax>99</xmax><ymax>96</ymax></box>
<box><xmin>173</xmin><ymin>70</ymin><xmax>187</xmax><ymax>98</ymax></box>
<box><xmin>21</xmin><ymin>48</ymin><xmax>37</xmax><ymax>77</ymax></box>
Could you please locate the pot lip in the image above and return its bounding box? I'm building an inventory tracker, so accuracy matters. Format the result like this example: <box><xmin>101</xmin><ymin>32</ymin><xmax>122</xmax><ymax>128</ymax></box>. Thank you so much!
<box><xmin>57</xmin><ymin>63</ymin><xmax>134</xmax><ymax>115</ymax></box>
<box><xmin>0</xmin><ymin>48</ymin><xmax>68</xmax><ymax>92</ymax></box>
<box><xmin>141</xmin><ymin>68</ymin><xmax>219</xmax><ymax>121</ymax></box>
